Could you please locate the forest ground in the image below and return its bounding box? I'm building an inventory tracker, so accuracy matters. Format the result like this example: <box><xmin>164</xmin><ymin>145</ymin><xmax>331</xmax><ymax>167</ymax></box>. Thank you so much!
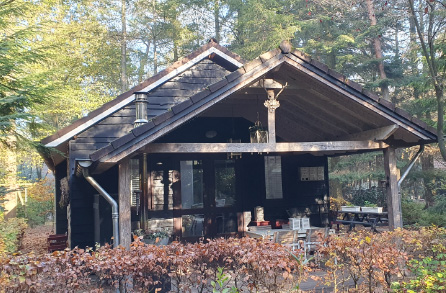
<box><xmin>20</xmin><ymin>225</ymin><xmax>53</xmax><ymax>255</ymax></box>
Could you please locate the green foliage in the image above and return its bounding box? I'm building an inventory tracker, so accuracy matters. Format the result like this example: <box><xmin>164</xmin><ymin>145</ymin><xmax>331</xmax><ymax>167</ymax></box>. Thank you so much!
<box><xmin>350</xmin><ymin>187</ymin><xmax>386</xmax><ymax>208</ymax></box>
<box><xmin>402</xmin><ymin>197</ymin><xmax>446</xmax><ymax>227</ymax></box>
<box><xmin>0</xmin><ymin>218</ymin><xmax>27</xmax><ymax>255</ymax></box>
<box><xmin>0</xmin><ymin>0</ymin><xmax>51</xmax><ymax>142</ymax></box>
<box><xmin>229</xmin><ymin>0</ymin><xmax>300</xmax><ymax>59</ymax></box>
<box><xmin>402</xmin><ymin>198</ymin><xmax>425</xmax><ymax>226</ymax></box>
<box><xmin>211</xmin><ymin>267</ymin><xmax>239</xmax><ymax>293</ymax></box>
<box><xmin>16</xmin><ymin>198</ymin><xmax>53</xmax><ymax>228</ymax></box>
<box><xmin>14</xmin><ymin>179</ymin><xmax>54</xmax><ymax>227</ymax></box>
<box><xmin>392</xmin><ymin>254</ymin><xmax>446</xmax><ymax>292</ymax></box>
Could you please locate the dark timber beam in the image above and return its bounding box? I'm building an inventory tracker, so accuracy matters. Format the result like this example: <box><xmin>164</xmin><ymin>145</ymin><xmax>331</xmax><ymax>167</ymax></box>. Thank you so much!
<box><xmin>118</xmin><ymin>158</ymin><xmax>132</xmax><ymax>249</ymax></box>
<box><xmin>265</xmin><ymin>89</ymin><xmax>278</xmax><ymax>143</ymax></box>
<box><xmin>383</xmin><ymin>147</ymin><xmax>402</xmax><ymax>229</ymax></box>
<box><xmin>249</xmin><ymin>79</ymin><xmax>305</xmax><ymax>90</ymax></box>
<box><xmin>142</xmin><ymin>141</ymin><xmax>388</xmax><ymax>153</ymax></box>
<box><xmin>338</xmin><ymin>125</ymin><xmax>399</xmax><ymax>141</ymax></box>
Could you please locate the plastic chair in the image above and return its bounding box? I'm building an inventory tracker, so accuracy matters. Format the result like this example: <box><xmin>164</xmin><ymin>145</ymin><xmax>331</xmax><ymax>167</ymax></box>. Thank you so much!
<box><xmin>301</xmin><ymin>217</ymin><xmax>310</xmax><ymax>229</ymax></box>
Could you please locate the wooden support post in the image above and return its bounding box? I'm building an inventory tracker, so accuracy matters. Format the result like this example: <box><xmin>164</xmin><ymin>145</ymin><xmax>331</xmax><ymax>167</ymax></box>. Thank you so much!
<box><xmin>141</xmin><ymin>153</ymin><xmax>148</xmax><ymax>231</ymax></box>
<box><xmin>265</xmin><ymin>89</ymin><xmax>279</xmax><ymax>143</ymax></box>
<box><xmin>268</xmin><ymin>108</ymin><xmax>276</xmax><ymax>143</ymax></box>
<box><xmin>119</xmin><ymin>158</ymin><xmax>132</xmax><ymax>249</ymax></box>
<box><xmin>383</xmin><ymin>147</ymin><xmax>402</xmax><ymax>229</ymax></box>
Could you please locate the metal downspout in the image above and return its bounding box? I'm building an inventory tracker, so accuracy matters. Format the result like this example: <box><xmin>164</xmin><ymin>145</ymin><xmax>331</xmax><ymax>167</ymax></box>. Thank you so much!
<box><xmin>398</xmin><ymin>144</ymin><xmax>425</xmax><ymax>190</ymax></box>
<box><xmin>79</xmin><ymin>161</ymin><xmax>120</xmax><ymax>248</ymax></box>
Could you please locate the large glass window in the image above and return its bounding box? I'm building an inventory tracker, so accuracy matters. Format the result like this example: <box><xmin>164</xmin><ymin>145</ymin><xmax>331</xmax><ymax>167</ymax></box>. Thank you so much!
<box><xmin>180</xmin><ymin>160</ymin><xmax>204</xmax><ymax>209</ymax></box>
<box><xmin>265</xmin><ymin>156</ymin><xmax>283</xmax><ymax>199</ymax></box>
<box><xmin>182</xmin><ymin>214</ymin><xmax>204</xmax><ymax>237</ymax></box>
<box><xmin>214</xmin><ymin>160</ymin><xmax>236</xmax><ymax>207</ymax></box>
<box><xmin>216</xmin><ymin>213</ymin><xmax>237</xmax><ymax>234</ymax></box>
<box><xmin>151</xmin><ymin>169</ymin><xmax>174</xmax><ymax>210</ymax></box>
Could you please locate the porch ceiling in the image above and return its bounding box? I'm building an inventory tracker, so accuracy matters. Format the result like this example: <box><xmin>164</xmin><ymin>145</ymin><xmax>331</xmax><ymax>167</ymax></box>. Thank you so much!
<box><xmin>201</xmin><ymin>63</ymin><xmax>421</xmax><ymax>145</ymax></box>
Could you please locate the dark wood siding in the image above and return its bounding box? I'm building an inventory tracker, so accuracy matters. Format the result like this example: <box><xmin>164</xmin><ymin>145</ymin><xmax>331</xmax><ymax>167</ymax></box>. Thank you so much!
<box><xmin>66</xmin><ymin>58</ymin><xmax>234</xmax><ymax>247</ymax></box>
<box><xmin>71</xmin><ymin>59</ymin><xmax>232</xmax><ymax>152</ymax></box>
<box><xmin>55</xmin><ymin>160</ymin><xmax>68</xmax><ymax>234</ymax></box>
<box><xmin>68</xmin><ymin>175</ymin><xmax>95</xmax><ymax>248</ymax></box>
<box><xmin>68</xmin><ymin>165</ymin><xmax>118</xmax><ymax>248</ymax></box>
<box><xmin>239</xmin><ymin>154</ymin><xmax>329</xmax><ymax>227</ymax></box>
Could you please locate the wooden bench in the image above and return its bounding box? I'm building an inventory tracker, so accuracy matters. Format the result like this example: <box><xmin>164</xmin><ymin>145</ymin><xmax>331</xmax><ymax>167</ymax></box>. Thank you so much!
<box><xmin>47</xmin><ymin>234</ymin><xmax>68</xmax><ymax>252</ymax></box>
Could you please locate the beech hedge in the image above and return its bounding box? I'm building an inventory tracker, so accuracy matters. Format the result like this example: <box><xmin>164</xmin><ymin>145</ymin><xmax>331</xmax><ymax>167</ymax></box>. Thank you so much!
<box><xmin>0</xmin><ymin>237</ymin><xmax>308</xmax><ymax>292</ymax></box>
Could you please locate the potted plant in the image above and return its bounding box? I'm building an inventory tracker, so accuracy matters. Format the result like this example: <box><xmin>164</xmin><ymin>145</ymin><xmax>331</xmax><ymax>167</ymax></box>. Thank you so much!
<box><xmin>341</xmin><ymin>204</ymin><xmax>361</xmax><ymax>212</ymax></box>
<box><xmin>134</xmin><ymin>228</ymin><xmax>170</xmax><ymax>246</ymax></box>
<box><xmin>361</xmin><ymin>201</ymin><xmax>383</xmax><ymax>213</ymax></box>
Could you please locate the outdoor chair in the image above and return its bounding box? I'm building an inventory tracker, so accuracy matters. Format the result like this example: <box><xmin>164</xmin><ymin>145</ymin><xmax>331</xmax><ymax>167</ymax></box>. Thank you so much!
<box><xmin>302</xmin><ymin>228</ymin><xmax>325</xmax><ymax>260</ymax></box>
<box><xmin>273</xmin><ymin>230</ymin><xmax>300</xmax><ymax>251</ymax></box>
<box><xmin>301</xmin><ymin>217</ymin><xmax>311</xmax><ymax>229</ymax></box>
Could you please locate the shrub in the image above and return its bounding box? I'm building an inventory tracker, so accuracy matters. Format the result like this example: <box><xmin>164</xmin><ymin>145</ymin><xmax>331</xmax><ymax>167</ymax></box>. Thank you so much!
<box><xmin>402</xmin><ymin>198</ymin><xmax>446</xmax><ymax>227</ymax></box>
<box><xmin>0</xmin><ymin>218</ymin><xmax>27</xmax><ymax>255</ymax></box>
<box><xmin>317</xmin><ymin>227</ymin><xmax>446</xmax><ymax>292</ymax></box>
<box><xmin>402</xmin><ymin>198</ymin><xmax>425</xmax><ymax>226</ymax></box>
<box><xmin>350</xmin><ymin>187</ymin><xmax>386</xmax><ymax>208</ymax></box>
<box><xmin>0</xmin><ymin>237</ymin><xmax>307</xmax><ymax>292</ymax></box>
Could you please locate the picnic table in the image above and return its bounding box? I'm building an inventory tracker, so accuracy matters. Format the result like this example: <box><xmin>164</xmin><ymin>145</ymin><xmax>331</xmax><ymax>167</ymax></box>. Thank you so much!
<box><xmin>245</xmin><ymin>226</ymin><xmax>325</xmax><ymax>240</ymax></box>
<box><xmin>335</xmin><ymin>211</ymin><xmax>388</xmax><ymax>232</ymax></box>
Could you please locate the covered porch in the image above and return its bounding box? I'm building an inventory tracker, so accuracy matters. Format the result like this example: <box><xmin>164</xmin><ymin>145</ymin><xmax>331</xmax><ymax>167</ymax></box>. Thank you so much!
<box><xmin>78</xmin><ymin>45</ymin><xmax>436</xmax><ymax>248</ymax></box>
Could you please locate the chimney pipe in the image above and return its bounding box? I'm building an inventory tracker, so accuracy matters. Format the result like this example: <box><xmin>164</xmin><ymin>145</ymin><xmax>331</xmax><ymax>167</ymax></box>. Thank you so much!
<box><xmin>134</xmin><ymin>92</ymin><xmax>148</xmax><ymax>128</ymax></box>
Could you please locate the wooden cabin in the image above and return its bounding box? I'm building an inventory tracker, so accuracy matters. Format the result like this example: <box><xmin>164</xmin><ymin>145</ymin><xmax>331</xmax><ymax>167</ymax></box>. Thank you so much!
<box><xmin>40</xmin><ymin>40</ymin><xmax>437</xmax><ymax>248</ymax></box>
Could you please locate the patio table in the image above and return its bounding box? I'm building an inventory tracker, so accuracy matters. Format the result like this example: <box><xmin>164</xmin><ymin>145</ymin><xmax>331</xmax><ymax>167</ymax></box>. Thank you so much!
<box><xmin>336</xmin><ymin>211</ymin><xmax>388</xmax><ymax>232</ymax></box>
<box><xmin>245</xmin><ymin>226</ymin><xmax>324</xmax><ymax>240</ymax></box>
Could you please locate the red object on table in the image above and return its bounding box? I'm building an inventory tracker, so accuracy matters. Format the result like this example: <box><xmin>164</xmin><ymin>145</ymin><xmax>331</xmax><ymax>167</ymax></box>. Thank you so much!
<box><xmin>47</xmin><ymin>234</ymin><xmax>68</xmax><ymax>252</ymax></box>
<box><xmin>249</xmin><ymin>221</ymin><xmax>271</xmax><ymax>226</ymax></box>
<box><xmin>274</xmin><ymin>219</ymin><xmax>289</xmax><ymax>229</ymax></box>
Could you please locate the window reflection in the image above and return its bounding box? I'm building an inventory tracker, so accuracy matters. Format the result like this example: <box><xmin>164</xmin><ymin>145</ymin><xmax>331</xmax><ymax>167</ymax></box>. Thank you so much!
<box><xmin>215</xmin><ymin>160</ymin><xmax>236</xmax><ymax>207</ymax></box>
<box><xmin>180</xmin><ymin>160</ymin><xmax>204</xmax><ymax>209</ymax></box>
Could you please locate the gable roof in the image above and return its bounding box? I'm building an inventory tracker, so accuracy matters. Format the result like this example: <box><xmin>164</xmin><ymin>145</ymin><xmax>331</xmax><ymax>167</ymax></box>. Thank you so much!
<box><xmin>41</xmin><ymin>40</ymin><xmax>244</xmax><ymax>148</ymax></box>
<box><xmin>89</xmin><ymin>44</ymin><xmax>437</xmax><ymax>164</ymax></box>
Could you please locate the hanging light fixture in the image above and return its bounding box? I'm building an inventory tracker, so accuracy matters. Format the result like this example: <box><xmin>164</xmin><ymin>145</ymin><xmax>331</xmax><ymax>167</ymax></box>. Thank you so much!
<box><xmin>249</xmin><ymin>112</ymin><xmax>268</xmax><ymax>143</ymax></box>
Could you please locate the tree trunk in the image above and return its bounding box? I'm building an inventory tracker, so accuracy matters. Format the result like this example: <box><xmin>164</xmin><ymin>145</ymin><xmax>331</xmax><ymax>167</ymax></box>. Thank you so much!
<box><xmin>408</xmin><ymin>0</ymin><xmax>446</xmax><ymax>161</ymax></box>
<box><xmin>138</xmin><ymin>42</ymin><xmax>150</xmax><ymax>83</ymax></box>
<box><xmin>366</xmin><ymin>0</ymin><xmax>389</xmax><ymax>100</ymax></box>
<box><xmin>120</xmin><ymin>0</ymin><xmax>127</xmax><ymax>92</ymax></box>
<box><xmin>153</xmin><ymin>40</ymin><xmax>158</xmax><ymax>74</ymax></box>
<box><xmin>421</xmin><ymin>154</ymin><xmax>434</xmax><ymax>207</ymax></box>
<box><xmin>3</xmin><ymin>135</ymin><xmax>17</xmax><ymax>219</ymax></box>
<box><xmin>214</xmin><ymin>0</ymin><xmax>220</xmax><ymax>42</ymax></box>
